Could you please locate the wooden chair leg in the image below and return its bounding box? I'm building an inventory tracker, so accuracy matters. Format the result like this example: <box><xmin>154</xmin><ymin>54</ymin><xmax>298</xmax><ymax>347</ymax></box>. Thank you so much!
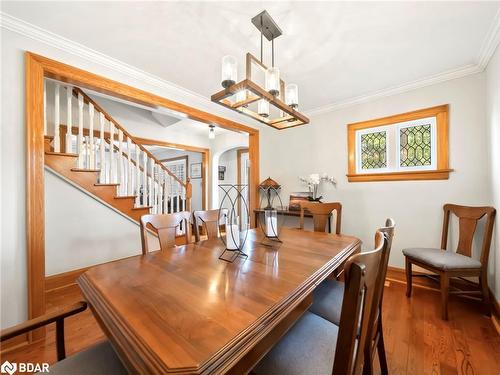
<box><xmin>479</xmin><ymin>270</ymin><xmax>491</xmax><ymax>316</ymax></box>
<box><xmin>377</xmin><ymin>320</ymin><xmax>389</xmax><ymax>375</ymax></box>
<box><xmin>362</xmin><ymin>353</ymin><xmax>374</xmax><ymax>375</ymax></box>
<box><xmin>405</xmin><ymin>257</ymin><xmax>412</xmax><ymax>297</ymax></box>
<box><xmin>440</xmin><ymin>273</ymin><xmax>449</xmax><ymax>320</ymax></box>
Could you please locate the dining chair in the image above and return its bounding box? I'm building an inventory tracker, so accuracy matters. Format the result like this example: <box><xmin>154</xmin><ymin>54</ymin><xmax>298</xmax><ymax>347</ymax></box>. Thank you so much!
<box><xmin>403</xmin><ymin>204</ymin><xmax>496</xmax><ymax>320</ymax></box>
<box><xmin>252</xmin><ymin>231</ymin><xmax>388</xmax><ymax>375</ymax></box>
<box><xmin>299</xmin><ymin>201</ymin><xmax>342</xmax><ymax>234</ymax></box>
<box><xmin>0</xmin><ymin>302</ymin><xmax>127</xmax><ymax>374</ymax></box>
<box><xmin>140</xmin><ymin>211</ymin><xmax>192</xmax><ymax>254</ymax></box>
<box><xmin>192</xmin><ymin>209</ymin><xmax>228</xmax><ymax>242</ymax></box>
<box><xmin>308</xmin><ymin>218</ymin><xmax>395</xmax><ymax>375</ymax></box>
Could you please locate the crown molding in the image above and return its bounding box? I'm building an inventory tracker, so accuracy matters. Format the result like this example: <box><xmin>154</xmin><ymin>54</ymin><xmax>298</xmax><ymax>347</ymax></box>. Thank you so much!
<box><xmin>0</xmin><ymin>12</ymin><xmax>209</xmax><ymax>103</ymax></box>
<box><xmin>478</xmin><ymin>7</ymin><xmax>500</xmax><ymax>71</ymax></box>
<box><xmin>305</xmin><ymin>63</ymin><xmax>481</xmax><ymax>116</ymax></box>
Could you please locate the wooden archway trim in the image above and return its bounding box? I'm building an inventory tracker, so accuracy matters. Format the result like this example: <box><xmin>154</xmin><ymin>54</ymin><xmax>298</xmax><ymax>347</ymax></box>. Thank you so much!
<box><xmin>25</xmin><ymin>52</ymin><xmax>260</xmax><ymax>340</ymax></box>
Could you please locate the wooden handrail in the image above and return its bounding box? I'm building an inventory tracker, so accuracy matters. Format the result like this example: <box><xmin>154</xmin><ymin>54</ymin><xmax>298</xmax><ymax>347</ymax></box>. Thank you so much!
<box><xmin>72</xmin><ymin>87</ymin><xmax>188</xmax><ymax>190</ymax></box>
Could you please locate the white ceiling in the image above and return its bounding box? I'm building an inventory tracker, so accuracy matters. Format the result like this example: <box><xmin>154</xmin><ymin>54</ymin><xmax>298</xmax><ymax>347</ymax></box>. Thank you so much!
<box><xmin>3</xmin><ymin>1</ymin><xmax>500</xmax><ymax>112</ymax></box>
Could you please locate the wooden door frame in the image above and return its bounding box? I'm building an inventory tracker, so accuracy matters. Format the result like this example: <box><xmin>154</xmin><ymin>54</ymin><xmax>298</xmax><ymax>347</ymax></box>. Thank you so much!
<box><xmin>136</xmin><ymin>137</ymin><xmax>209</xmax><ymax>211</ymax></box>
<box><xmin>25</xmin><ymin>52</ymin><xmax>259</xmax><ymax>338</ymax></box>
<box><xmin>237</xmin><ymin>148</ymin><xmax>250</xmax><ymax>221</ymax></box>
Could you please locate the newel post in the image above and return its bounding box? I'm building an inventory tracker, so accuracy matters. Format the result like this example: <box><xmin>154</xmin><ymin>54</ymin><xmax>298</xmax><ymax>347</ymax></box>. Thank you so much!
<box><xmin>186</xmin><ymin>178</ymin><xmax>192</xmax><ymax>212</ymax></box>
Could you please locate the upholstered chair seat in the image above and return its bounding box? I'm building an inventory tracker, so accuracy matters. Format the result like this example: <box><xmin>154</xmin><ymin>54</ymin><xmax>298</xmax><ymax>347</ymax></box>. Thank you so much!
<box><xmin>39</xmin><ymin>341</ymin><xmax>127</xmax><ymax>374</ymax></box>
<box><xmin>309</xmin><ymin>279</ymin><xmax>344</xmax><ymax>325</ymax></box>
<box><xmin>253</xmin><ymin>312</ymin><xmax>338</xmax><ymax>375</ymax></box>
<box><xmin>402</xmin><ymin>248</ymin><xmax>482</xmax><ymax>270</ymax></box>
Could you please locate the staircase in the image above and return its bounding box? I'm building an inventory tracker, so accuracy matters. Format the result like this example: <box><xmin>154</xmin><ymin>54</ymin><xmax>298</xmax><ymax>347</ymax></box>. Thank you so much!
<box><xmin>43</xmin><ymin>81</ymin><xmax>192</xmax><ymax>225</ymax></box>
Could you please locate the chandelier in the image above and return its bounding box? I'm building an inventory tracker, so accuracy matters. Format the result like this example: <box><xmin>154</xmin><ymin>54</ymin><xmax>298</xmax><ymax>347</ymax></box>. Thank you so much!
<box><xmin>211</xmin><ymin>10</ymin><xmax>309</xmax><ymax>129</ymax></box>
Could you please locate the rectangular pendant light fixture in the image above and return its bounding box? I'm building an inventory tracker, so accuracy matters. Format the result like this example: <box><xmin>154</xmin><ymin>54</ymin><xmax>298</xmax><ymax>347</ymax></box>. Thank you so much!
<box><xmin>211</xmin><ymin>11</ymin><xmax>309</xmax><ymax>130</ymax></box>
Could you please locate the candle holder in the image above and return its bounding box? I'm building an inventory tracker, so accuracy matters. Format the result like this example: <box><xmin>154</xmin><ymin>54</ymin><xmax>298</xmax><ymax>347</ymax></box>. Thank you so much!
<box><xmin>258</xmin><ymin>184</ymin><xmax>285</xmax><ymax>245</ymax></box>
<box><xmin>217</xmin><ymin>184</ymin><xmax>250</xmax><ymax>262</ymax></box>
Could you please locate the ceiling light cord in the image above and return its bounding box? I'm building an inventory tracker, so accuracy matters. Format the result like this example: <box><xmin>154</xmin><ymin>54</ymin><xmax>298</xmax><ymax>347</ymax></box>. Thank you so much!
<box><xmin>272</xmin><ymin>36</ymin><xmax>275</xmax><ymax>67</ymax></box>
<box><xmin>260</xmin><ymin>15</ymin><xmax>263</xmax><ymax>63</ymax></box>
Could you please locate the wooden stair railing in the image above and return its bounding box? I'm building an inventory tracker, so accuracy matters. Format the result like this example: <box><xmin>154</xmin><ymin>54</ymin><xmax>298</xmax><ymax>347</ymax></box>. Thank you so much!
<box><xmin>43</xmin><ymin>80</ymin><xmax>192</xmax><ymax>223</ymax></box>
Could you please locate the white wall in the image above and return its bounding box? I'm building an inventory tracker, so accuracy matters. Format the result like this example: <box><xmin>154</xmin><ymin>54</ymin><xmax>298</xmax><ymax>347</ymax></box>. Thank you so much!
<box><xmin>209</xmin><ymin>132</ymin><xmax>248</xmax><ymax>208</ymax></box>
<box><xmin>45</xmin><ymin>170</ymin><xmax>158</xmax><ymax>275</ymax></box>
<box><xmin>0</xmin><ymin>28</ymin><xmax>258</xmax><ymax>329</ymax></box>
<box><xmin>486</xmin><ymin>45</ymin><xmax>500</xmax><ymax>300</ymax></box>
<box><xmin>261</xmin><ymin>73</ymin><xmax>493</xmax><ymax>280</ymax></box>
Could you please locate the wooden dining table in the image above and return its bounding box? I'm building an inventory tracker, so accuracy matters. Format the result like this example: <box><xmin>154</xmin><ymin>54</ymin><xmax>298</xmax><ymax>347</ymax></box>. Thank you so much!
<box><xmin>77</xmin><ymin>227</ymin><xmax>361</xmax><ymax>375</ymax></box>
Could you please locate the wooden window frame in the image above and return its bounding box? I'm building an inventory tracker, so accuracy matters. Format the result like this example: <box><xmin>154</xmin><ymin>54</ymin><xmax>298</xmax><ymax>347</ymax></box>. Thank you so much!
<box><xmin>347</xmin><ymin>105</ymin><xmax>452</xmax><ymax>182</ymax></box>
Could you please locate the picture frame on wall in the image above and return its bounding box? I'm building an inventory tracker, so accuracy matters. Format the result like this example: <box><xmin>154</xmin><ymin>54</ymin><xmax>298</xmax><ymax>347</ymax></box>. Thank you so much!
<box><xmin>190</xmin><ymin>163</ymin><xmax>202</xmax><ymax>179</ymax></box>
<box><xmin>218</xmin><ymin>166</ymin><xmax>226</xmax><ymax>180</ymax></box>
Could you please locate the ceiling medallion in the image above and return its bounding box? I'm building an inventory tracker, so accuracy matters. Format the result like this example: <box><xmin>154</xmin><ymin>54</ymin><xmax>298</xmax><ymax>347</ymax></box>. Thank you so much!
<box><xmin>211</xmin><ymin>10</ymin><xmax>309</xmax><ymax>130</ymax></box>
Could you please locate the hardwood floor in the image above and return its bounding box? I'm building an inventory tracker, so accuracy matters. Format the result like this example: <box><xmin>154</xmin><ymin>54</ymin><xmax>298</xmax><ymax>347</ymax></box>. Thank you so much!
<box><xmin>1</xmin><ymin>280</ymin><xmax>499</xmax><ymax>374</ymax></box>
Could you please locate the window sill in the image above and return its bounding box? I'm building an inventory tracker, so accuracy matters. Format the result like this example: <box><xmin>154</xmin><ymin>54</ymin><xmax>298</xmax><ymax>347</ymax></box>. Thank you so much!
<box><xmin>346</xmin><ymin>169</ymin><xmax>453</xmax><ymax>182</ymax></box>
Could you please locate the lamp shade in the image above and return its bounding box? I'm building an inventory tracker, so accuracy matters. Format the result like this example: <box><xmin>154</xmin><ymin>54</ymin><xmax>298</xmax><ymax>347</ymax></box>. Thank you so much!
<box><xmin>221</xmin><ymin>55</ymin><xmax>237</xmax><ymax>88</ymax></box>
<box><xmin>265</xmin><ymin>67</ymin><xmax>280</xmax><ymax>96</ymax></box>
<box><xmin>259</xmin><ymin>177</ymin><xmax>281</xmax><ymax>190</ymax></box>
<box><xmin>258</xmin><ymin>99</ymin><xmax>270</xmax><ymax>118</ymax></box>
<box><xmin>208</xmin><ymin>125</ymin><xmax>215</xmax><ymax>139</ymax></box>
<box><xmin>285</xmin><ymin>83</ymin><xmax>299</xmax><ymax>109</ymax></box>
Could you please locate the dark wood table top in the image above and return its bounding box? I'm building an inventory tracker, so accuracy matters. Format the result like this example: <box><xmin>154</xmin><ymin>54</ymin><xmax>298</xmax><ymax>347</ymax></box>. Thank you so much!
<box><xmin>78</xmin><ymin>227</ymin><xmax>361</xmax><ymax>374</ymax></box>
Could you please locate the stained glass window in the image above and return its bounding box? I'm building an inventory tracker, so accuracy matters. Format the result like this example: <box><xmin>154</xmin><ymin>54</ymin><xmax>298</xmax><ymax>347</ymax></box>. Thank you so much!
<box><xmin>360</xmin><ymin>131</ymin><xmax>387</xmax><ymax>170</ymax></box>
<box><xmin>400</xmin><ymin>124</ymin><xmax>432</xmax><ymax>167</ymax></box>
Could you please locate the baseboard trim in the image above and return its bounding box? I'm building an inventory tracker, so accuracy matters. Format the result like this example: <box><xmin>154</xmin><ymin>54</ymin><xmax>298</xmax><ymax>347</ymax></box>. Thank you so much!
<box><xmin>45</xmin><ymin>267</ymin><xmax>90</xmax><ymax>292</ymax></box>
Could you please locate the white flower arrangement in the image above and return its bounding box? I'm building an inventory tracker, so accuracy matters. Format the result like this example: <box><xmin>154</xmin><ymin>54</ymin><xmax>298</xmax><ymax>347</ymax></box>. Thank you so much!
<box><xmin>299</xmin><ymin>173</ymin><xmax>337</xmax><ymax>201</ymax></box>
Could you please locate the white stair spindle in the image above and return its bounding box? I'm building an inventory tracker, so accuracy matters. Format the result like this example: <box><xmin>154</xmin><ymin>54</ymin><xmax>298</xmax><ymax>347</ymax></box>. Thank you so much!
<box><xmin>135</xmin><ymin>145</ymin><xmax>140</xmax><ymax>206</ymax></box>
<box><xmin>43</xmin><ymin>80</ymin><xmax>47</xmax><ymax>135</ymax></box>
<box><xmin>127</xmin><ymin>137</ymin><xmax>133</xmax><ymax>196</ymax></box>
<box><xmin>117</xmin><ymin>130</ymin><xmax>124</xmax><ymax>195</ymax></box>
<box><xmin>109</xmin><ymin>122</ymin><xmax>115</xmax><ymax>183</ymax></box>
<box><xmin>169</xmin><ymin>176</ymin><xmax>173</xmax><ymax>213</ymax></box>
<box><xmin>53</xmin><ymin>84</ymin><xmax>60</xmax><ymax>152</ymax></box>
<box><xmin>77</xmin><ymin>93</ymin><xmax>84</xmax><ymax>168</ymax></box>
<box><xmin>143</xmin><ymin>153</ymin><xmax>148</xmax><ymax>207</ymax></box>
<box><xmin>65</xmin><ymin>87</ymin><xmax>72</xmax><ymax>153</ymax></box>
<box><xmin>155</xmin><ymin>166</ymin><xmax>160</xmax><ymax>214</ymax></box>
<box><xmin>99</xmin><ymin>113</ymin><xmax>106</xmax><ymax>183</ymax></box>
<box><xmin>149</xmin><ymin>161</ymin><xmax>154</xmax><ymax>210</ymax></box>
<box><xmin>88</xmin><ymin>103</ymin><xmax>95</xmax><ymax>169</ymax></box>
<box><xmin>160</xmin><ymin>170</ymin><xmax>165</xmax><ymax>214</ymax></box>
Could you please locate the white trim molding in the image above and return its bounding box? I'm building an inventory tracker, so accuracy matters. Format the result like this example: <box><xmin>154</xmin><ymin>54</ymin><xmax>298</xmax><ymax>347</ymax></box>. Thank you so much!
<box><xmin>0</xmin><ymin>12</ymin><xmax>208</xmax><ymax>103</ymax></box>
<box><xmin>306</xmin><ymin>64</ymin><xmax>481</xmax><ymax>116</ymax></box>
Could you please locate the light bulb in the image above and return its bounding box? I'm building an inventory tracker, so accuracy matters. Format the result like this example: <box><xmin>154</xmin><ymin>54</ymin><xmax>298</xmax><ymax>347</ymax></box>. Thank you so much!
<box><xmin>265</xmin><ymin>67</ymin><xmax>280</xmax><ymax>96</ymax></box>
<box><xmin>285</xmin><ymin>83</ymin><xmax>299</xmax><ymax>109</ymax></box>
<box><xmin>258</xmin><ymin>99</ymin><xmax>270</xmax><ymax>118</ymax></box>
<box><xmin>208</xmin><ymin>125</ymin><xmax>215</xmax><ymax>139</ymax></box>
<box><xmin>235</xmin><ymin>90</ymin><xmax>247</xmax><ymax>103</ymax></box>
<box><xmin>221</xmin><ymin>55</ymin><xmax>237</xmax><ymax>89</ymax></box>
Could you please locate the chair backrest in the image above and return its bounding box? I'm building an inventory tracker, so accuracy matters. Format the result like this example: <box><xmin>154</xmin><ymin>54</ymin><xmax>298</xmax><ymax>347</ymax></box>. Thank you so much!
<box><xmin>440</xmin><ymin>204</ymin><xmax>496</xmax><ymax>264</ymax></box>
<box><xmin>299</xmin><ymin>201</ymin><xmax>342</xmax><ymax>234</ymax></box>
<box><xmin>140</xmin><ymin>212</ymin><xmax>192</xmax><ymax>254</ymax></box>
<box><xmin>374</xmin><ymin>218</ymin><xmax>396</xmax><ymax>306</ymax></box>
<box><xmin>333</xmin><ymin>231</ymin><xmax>387</xmax><ymax>375</ymax></box>
<box><xmin>192</xmin><ymin>209</ymin><xmax>228</xmax><ymax>242</ymax></box>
